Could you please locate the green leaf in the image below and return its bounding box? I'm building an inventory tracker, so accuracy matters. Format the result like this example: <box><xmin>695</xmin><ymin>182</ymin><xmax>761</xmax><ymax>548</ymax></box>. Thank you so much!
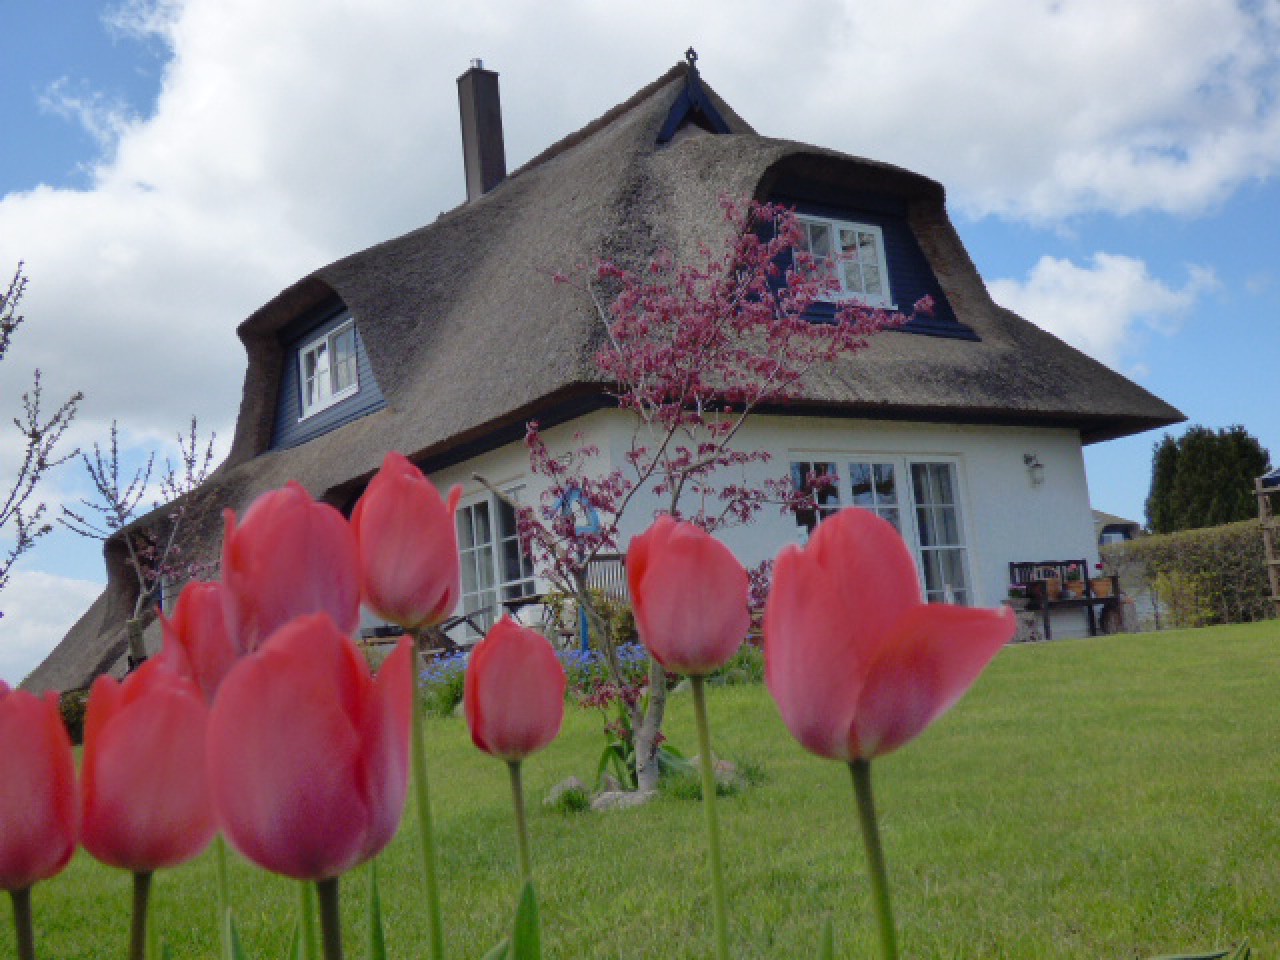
<box><xmin>282</xmin><ymin>921</ymin><xmax>302</xmax><ymax>960</ymax></box>
<box><xmin>479</xmin><ymin>939</ymin><xmax>511</xmax><ymax>960</ymax></box>
<box><xmin>226</xmin><ymin>913</ymin><xmax>250</xmax><ymax>960</ymax></box>
<box><xmin>368</xmin><ymin>860</ymin><xmax>388</xmax><ymax>960</ymax></box>
<box><xmin>816</xmin><ymin>916</ymin><xmax>833</xmax><ymax>960</ymax></box>
<box><xmin>510</xmin><ymin>882</ymin><xmax>541</xmax><ymax>960</ymax></box>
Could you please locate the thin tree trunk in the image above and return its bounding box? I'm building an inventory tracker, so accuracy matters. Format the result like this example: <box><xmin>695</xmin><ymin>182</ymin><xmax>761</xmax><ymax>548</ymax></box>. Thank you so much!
<box><xmin>632</xmin><ymin>659</ymin><xmax>669</xmax><ymax>793</ymax></box>
<box><xmin>125</xmin><ymin>618</ymin><xmax>147</xmax><ymax>667</ymax></box>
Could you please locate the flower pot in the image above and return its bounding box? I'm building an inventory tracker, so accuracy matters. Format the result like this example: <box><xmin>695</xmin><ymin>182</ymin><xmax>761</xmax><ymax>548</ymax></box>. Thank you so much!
<box><xmin>1042</xmin><ymin>577</ymin><xmax>1062</xmax><ymax>601</ymax></box>
<box><xmin>1089</xmin><ymin>577</ymin><xmax>1113</xmax><ymax>599</ymax></box>
<box><xmin>1064</xmin><ymin>579</ymin><xmax>1085</xmax><ymax>598</ymax></box>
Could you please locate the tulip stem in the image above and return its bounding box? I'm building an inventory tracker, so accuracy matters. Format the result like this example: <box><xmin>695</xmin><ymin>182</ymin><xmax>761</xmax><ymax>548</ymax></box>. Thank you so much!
<box><xmin>690</xmin><ymin>676</ymin><xmax>730</xmax><ymax>960</ymax></box>
<box><xmin>9</xmin><ymin>888</ymin><xmax>35</xmax><ymax>960</ymax></box>
<box><xmin>315</xmin><ymin>878</ymin><xmax>345</xmax><ymax>960</ymax></box>
<box><xmin>849</xmin><ymin>760</ymin><xmax>898</xmax><ymax>960</ymax></box>
<box><xmin>410</xmin><ymin>630</ymin><xmax>446</xmax><ymax>960</ymax></box>
<box><xmin>506</xmin><ymin>760</ymin><xmax>533</xmax><ymax>883</ymax></box>
<box><xmin>215</xmin><ymin>835</ymin><xmax>232</xmax><ymax>960</ymax></box>
<box><xmin>299</xmin><ymin>881</ymin><xmax>320</xmax><ymax>960</ymax></box>
<box><xmin>130</xmin><ymin>872</ymin><xmax>152</xmax><ymax>960</ymax></box>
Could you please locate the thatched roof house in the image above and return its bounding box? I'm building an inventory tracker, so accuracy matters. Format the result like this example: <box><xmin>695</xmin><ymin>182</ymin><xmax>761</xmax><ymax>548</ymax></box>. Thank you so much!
<box><xmin>26</xmin><ymin>57</ymin><xmax>1182</xmax><ymax>692</ymax></box>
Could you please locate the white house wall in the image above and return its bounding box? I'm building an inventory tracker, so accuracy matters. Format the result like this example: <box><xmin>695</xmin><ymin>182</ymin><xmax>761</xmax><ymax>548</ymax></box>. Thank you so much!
<box><xmin>427</xmin><ymin>409</ymin><xmax>1103</xmax><ymax>638</ymax></box>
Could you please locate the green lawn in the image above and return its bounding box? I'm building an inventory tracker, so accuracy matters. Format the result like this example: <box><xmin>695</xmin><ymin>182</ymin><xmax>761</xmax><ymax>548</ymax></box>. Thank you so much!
<box><xmin>8</xmin><ymin>622</ymin><xmax>1280</xmax><ymax>959</ymax></box>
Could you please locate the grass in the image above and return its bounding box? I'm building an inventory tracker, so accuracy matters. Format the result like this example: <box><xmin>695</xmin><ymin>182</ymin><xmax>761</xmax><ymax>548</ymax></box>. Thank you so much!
<box><xmin>7</xmin><ymin>621</ymin><xmax>1279</xmax><ymax>958</ymax></box>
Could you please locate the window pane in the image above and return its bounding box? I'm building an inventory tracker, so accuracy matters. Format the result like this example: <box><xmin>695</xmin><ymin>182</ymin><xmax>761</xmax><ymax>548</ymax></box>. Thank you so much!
<box><xmin>930</xmin><ymin>463</ymin><xmax>955</xmax><ymax>504</ymax></box>
<box><xmin>330</xmin><ymin>327</ymin><xmax>357</xmax><ymax>393</ymax></box>
<box><xmin>456</xmin><ymin>508</ymin><xmax>476</xmax><ymax>549</ymax></box>
<box><xmin>856</xmin><ymin>231</ymin><xmax>877</xmax><ymax>262</ymax></box>
<box><xmin>840</xmin><ymin>259</ymin><xmax>865</xmax><ymax>295</ymax></box>
<box><xmin>916</xmin><ymin>506</ymin><xmax>936</xmax><ymax>546</ymax></box>
<box><xmin>460</xmin><ymin>550</ymin><xmax>479</xmax><ymax>597</ymax></box>
<box><xmin>936</xmin><ymin>506</ymin><xmax>961</xmax><ymax>546</ymax></box>
<box><xmin>919</xmin><ymin>550</ymin><xmax>943</xmax><ymax>596</ymax></box>
<box><xmin>806</xmin><ymin>223</ymin><xmax>832</xmax><ymax>259</ymax></box>
<box><xmin>873</xmin><ymin>463</ymin><xmax>897</xmax><ymax>504</ymax></box>
<box><xmin>881</xmin><ymin>507</ymin><xmax>901</xmax><ymax>532</ymax></box>
<box><xmin>939</xmin><ymin>549</ymin><xmax>968</xmax><ymax>596</ymax></box>
<box><xmin>863</xmin><ymin>264</ymin><xmax>882</xmax><ymax>296</ymax></box>
<box><xmin>849</xmin><ymin>462</ymin><xmax>874</xmax><ymax>506</ymax></box>
<box><xmin>475</xmin><ymin>545</ymin><xmax>495</xmax><ymax>591</ymax></box>
<box><xmin>501</xmin><ymin>537</ymin><xmax>524</xmax><ymax>584</ymax></box>
<box><xmin>472</xmin><ymin>501</ymin><xmax>491</xmax><ymax>546</ymax></box>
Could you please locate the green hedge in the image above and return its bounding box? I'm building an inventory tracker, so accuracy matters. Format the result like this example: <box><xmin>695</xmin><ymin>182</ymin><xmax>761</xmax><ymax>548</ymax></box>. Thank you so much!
<box><xmin>1102</xmin><ymin>519</ymin><xmax>1275</xmax><ymax>628</ymax></box>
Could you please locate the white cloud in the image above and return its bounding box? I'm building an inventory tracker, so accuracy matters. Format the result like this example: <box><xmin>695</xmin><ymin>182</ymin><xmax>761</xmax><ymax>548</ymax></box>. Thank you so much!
<box><xmin>0</xmin><ymin>0</ymin><xmax>1277</xmax><ymax>617</ymax></box>
<box><xmin>987</xmin><ymin>254</ymin><xmax>1216</xmax><ymax>368</ymax></box>
<box><xmin>3</xmin><ymin>0</ymin><xmax>1277</xmax><ymax>442</ymax></box>
<box><xmin>0</xmin><ymin>570</ymin><xmax>104</xmax><ymax>686</ymax></box>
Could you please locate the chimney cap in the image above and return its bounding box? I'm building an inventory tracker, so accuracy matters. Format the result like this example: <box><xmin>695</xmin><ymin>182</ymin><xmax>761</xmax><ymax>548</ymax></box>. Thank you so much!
<box><xmin>470</xmin><ymin>58</ymin><xmax>484</xmax><ymax>70</ymax></box>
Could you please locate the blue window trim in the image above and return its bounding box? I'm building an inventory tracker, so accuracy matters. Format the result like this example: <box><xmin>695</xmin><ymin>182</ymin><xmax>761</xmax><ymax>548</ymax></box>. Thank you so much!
<box><xmin>270</xmin><ymin>303</ymin><xmax>387</xmax><ymax>450</ymax></box>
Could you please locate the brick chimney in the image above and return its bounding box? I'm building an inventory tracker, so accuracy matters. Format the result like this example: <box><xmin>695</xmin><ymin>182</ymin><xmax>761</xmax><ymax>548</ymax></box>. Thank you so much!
<box><xmin>457</xmin><ymin>60</ymin><xmax>507</xmax><ymax>201</ymax></box>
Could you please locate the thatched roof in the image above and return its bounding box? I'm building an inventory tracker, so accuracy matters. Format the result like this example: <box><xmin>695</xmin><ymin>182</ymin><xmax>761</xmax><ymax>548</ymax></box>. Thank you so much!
<box><xmin>24</xmin><ymin>60</ymin><xmax>1182</xmax><ymax>693</ymax></box>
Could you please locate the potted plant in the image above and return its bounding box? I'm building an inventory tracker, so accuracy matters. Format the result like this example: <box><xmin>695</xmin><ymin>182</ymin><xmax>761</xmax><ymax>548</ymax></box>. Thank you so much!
<box><xmin>1090</xmin><ymin>561</ymin><xmax>1114</xmax><ymax>598</ymax></box>
<box><xmin>1005</xmin><ymin>584</ymin><xmax>1031</xmax><ymax>610</ymax></box>
<box><xmin>1063</xmin><ymin>563</ymin><xmax>1085</xmax><ymax>598</ymax></box>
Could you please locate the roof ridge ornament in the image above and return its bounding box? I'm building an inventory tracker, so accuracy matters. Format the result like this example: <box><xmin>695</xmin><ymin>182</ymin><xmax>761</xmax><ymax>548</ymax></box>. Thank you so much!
<box><xmin>657</xmin><ymin>48</ymin><xmax>731</xmax><ymax>144</ymax></box>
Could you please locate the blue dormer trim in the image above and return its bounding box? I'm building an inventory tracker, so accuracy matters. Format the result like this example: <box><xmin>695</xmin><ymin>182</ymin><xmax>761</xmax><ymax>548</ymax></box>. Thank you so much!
<box><xmin>270</xmin><ymin>304</ymin><xmax>386</xmax><ymax>451</ymax></box>
<box><xmin>656</xmin><ymin>68</ymin><xmax>732</xmax><ymax>143</ymax></box>
<box><xmin>771</xmin><ymin>186</ymin><xmax>978</xmax><ymax>342</ymax></box>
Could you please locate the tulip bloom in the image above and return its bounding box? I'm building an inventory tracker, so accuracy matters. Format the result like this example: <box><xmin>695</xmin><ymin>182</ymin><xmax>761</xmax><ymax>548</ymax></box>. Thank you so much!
<box><xmin>352</xmin><ymin>452</ymin><xmax>462</xmax><ymax>631</ymax></box>
<box><xmin>765</xmin><ymin>508</ymin><xmax>1015</xmax><ymax>762</ymax></box>
<box><xmin>156</xmin><ymin>581</ymin><xmax>237</xmax><ymax>703</ymax></box>
<box><xmin>627</xmin><ymin>516</ymin><xmax>750</xmax><ymax>676</ymax></box>
<box><xmin>207</xmin><ymin>615</ymin><xmax>412</xmax><ymax>881</ymax></box>
<box><xmin>464</xmin><ymin>617</ymin><xmax>566</xmax><ymax>761</ymax></box>
<box><xmin>0</xmin><ymin>682</ymin><xmax>78</xmax><ymax>891</ymax></box>
<box><xmin>81</xmin><ymin>661</ymin><xmax>215</xmax><ymax>872</ymax></box>
<box><xmin>221</xmin><ymin>481</ymin><xmax>360</xmax><ymax>652</ymax></box>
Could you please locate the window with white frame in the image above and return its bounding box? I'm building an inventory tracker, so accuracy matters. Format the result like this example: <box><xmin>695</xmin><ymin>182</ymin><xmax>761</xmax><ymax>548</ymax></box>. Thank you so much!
<box><xmin>789</xmin><ymin>456</ymin><xmax>971</xmax><ymax>605</ymax></box>
<box><xmin>456</xmin><ymin>490</ymin><xmax>537</xmax><ymax>636</ymax></box>
<box><xmin>298</xmin><ymin>319</ymin><xmax>359</xmax><ymax>418</ymax></box>
<box><xmin>795</xmin><ymin>215</ymin><xmax>893</xmax><ymax>308</ymax></box>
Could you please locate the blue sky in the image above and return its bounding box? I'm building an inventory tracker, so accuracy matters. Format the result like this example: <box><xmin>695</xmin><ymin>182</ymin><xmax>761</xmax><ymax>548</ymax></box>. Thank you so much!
<box><xmin>1</xmin><ymin>0</ymin><xmax>1278</xmax><ymax>682</ymax></box>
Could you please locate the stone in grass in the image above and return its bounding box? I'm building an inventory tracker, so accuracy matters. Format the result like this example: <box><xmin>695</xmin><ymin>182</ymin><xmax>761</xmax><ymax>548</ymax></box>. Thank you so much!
<box><xmin>591</xmin><ymin>789</ymin><xmax>659</xmax><ymax>812</ymax></box>
<box><xmin>688</xmin><ymin>755</ymin><xmax>746</xmax><ymax>791</ymax></box>
<box><xmin>599</xmin><ymin>773</ymin><xmax>623</xmax><ymax>794</ymax></box>
<box><xmin>544</xmin><ymin>776</ymin><xmax>589</xmax><ymax>808</ymax></box>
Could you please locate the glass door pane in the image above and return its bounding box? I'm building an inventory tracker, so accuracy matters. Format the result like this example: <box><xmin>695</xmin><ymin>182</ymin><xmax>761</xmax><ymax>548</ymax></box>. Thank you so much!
<box><xmin>910</xmin><ymin>462</ymin><xmax>969</xmax><ymax>605</ymax></box>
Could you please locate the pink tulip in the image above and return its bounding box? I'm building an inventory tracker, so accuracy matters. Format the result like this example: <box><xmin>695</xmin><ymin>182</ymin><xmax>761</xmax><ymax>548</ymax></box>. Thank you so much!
<box><xmin>0</xmin><ymin>682</ymin><xmax>78</xmax><ymax>891</ymax></box>
<box><xmin>156</xmin><ymin>581</ymin><xmax>237</xmax><ymax>703</ymax></box>
<box><xmin>207</xmin><ymin>615</ymin><xmax>412</xmax><ymax>881</ymax></box>
<box><xmin>221</xmin><ymin>481</ymin><xmax>360</xmax><ymax>652</ymax></box>
<box><xmin>765</xmin><ymin>508</ymin><xmax>1014</xmax><ymax>762</ymax></box>
<box><xmin>465</xmin><ymin>617</ymin><xmax>566</xmax><ymax>761</ymax></box>
<box><xmin>81</xmin><ymin>661</ymin><xmax>215</xmax><ymax>872</ymax></box>
<box><xmin>352</xmin><ymin>452</ymin><xmax>462</xmax><ymax>631</ymax></box>
<box><xmin>627</xmin><ymin>516</ymin><xmax>750</xmax><ymax>676</ymax></box>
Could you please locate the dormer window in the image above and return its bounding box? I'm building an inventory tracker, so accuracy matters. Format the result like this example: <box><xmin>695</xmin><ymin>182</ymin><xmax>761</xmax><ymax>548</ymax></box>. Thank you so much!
<box><xmin>299</xmin><ymin>319</ymin><xmax>359</xmax><ymax>418</ymax></box>
<box><xmin>795</xmin><ymin>215</ymin><xmax>893</xmax><ymax>308</ymax></box>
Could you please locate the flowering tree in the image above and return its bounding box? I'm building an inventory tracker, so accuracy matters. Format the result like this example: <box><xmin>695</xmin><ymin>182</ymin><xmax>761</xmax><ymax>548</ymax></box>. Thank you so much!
<box><xmin>481</xmin><ymin>197</ymin><xmax>932</xmax><ymax>793</ymax></box>
<box><xmin>0</xmin><ymin>264</ymin><xmax>81</xmax><ymax>604</ymax></box>
<box><xmin>60</xmin><ymin>418</ymin><xmax>217</xmax><ymax>665</ymax></box>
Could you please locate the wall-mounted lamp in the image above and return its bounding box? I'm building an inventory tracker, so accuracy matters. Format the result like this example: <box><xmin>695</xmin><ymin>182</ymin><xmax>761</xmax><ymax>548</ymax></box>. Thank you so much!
<box><xmin>1024</xmin><ymin>453</ymin><xmax>1045</xmax><ymax>488</ymax></box>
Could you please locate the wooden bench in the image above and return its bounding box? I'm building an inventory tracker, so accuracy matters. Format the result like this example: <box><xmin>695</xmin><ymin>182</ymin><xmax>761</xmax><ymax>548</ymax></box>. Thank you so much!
<box><xmin>1008</xmin><ymin>560</ymin><xmax>1119</xmax><ymax>641</ymax></box>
